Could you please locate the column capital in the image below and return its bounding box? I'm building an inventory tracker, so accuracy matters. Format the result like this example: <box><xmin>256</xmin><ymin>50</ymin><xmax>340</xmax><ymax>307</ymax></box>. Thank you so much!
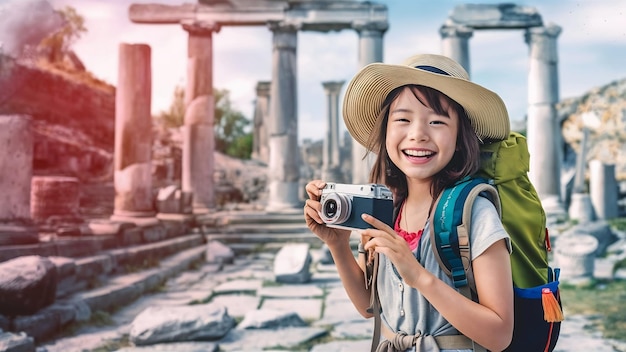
<box><xmin>525</xmin><ymin>24</ymin><xmax>562</xmax><ymax>44</ymax></box>
<box><xmin>256</xmin><ymin>81</ymin><xmax>271</xmax><ymax>97</ymax></box>
<box><xmin>181</xmin><ymin>20</ymin><xmax>221</xmax><ymax>35</ymax></box>
<box><xmin>525</xmin><ymin>24</ymin><xmax>562</xmax><ymax>61</ymax></box>
<box><xmin>269</xmin><ymin>21</ymin><xmax>298</xmax><ymax>50</ymax></box>
<box><xmin>322</xmin><ymin>81</ymin><xmax>345</xmax><ymax>95</ymax></box>
<box><xmin>267</xmin><ymin>20</ymin><xmax>301</xmax><ymax>33</ymax></box>
<box><xmin>352</xmin><ymin>21</ymin><xmax>388</xmax><ymax>35</ymax></box>
<box><xmin>439</xmin><ymin>25</ymin><xmax>473</xmax><ymax>39</ymax></box>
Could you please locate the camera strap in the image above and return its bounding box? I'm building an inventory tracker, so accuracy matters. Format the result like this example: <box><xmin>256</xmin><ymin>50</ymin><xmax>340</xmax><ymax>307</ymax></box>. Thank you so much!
<box><xmin>363</xmin><ymin>250</ymin><xmax>381</xmax><ymax>352</ymax></box>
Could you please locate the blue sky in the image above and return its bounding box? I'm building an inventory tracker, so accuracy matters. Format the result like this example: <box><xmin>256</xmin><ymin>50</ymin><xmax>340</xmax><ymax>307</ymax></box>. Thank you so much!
<box><xmin>24</xmin><ymin>0</ymin><xmax>626</xmax><ymax>141</ymax></box>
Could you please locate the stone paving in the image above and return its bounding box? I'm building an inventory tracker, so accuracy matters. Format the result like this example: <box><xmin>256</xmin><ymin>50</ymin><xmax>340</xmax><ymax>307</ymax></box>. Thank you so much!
<box><xmin>36</xmin><ymin>240</ymin><xmax>625</xmax><ymax>352</ymax></box>
<box><xmin>34</xmin><ymin>210</ymin><xmax>626</xmax><ymax>352</ymax></box>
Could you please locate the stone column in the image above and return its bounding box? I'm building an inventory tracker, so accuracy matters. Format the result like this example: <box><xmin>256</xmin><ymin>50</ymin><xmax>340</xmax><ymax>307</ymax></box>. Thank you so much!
<box><xmin>440</xmin><ymin>25</ymin><xmax>473</xmax><ymax>74</ymax></box>
<box><xmin>0</xmin><ymin>115</ymin><xmax>38</xmax><ymax>245</ymax></box>
<box><xmin>252</xmin><ymin>81</ymin><xmax>271</xmax><ymax>164</ymax></box>
<box><xmin>112</xmin><ymin>43</ymin><xmax>154</xmax><ymax>219</ymax></box>
<box><xmin>352</xmin><ymin>23</ymin><xmax>386</xmax><ymax>184</ymax></box>
<box><xmin>525</xmin><ymin>24</ymin><xmax>563</xmax><ymax>214</ymax></box>
<box><xmin>266</xmin><ymin>22</ymin><xmax>300</xmax><ymax>212</ymax></box>
<box><xmin>182</xmin><ymin>21</ymin><xmax>220</xmax><ymax>213</ymax></box>
<box><xmin>321</xmin><ymin>80</ymin><xmax>345</xmax><ymax>182</ymax></box>
<box><xmin>590</xmin><ymin>160</ymin><xmax>618</xmax><ymax>220</ymax></box>
<box><xmin>554</xmin><ymin>234</ymin><xmax>598</xmax><ymax>285</ymax></box>
<box><xmin>568</xmin><ymin>125</ymin><xmax>594</xmax><ymax>223</ymax></box>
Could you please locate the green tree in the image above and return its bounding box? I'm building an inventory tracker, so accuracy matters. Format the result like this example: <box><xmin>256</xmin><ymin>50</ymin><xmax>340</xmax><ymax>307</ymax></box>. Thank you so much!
<box><xmin>214</xmin><ymin>88</ymin><xmax>253</xmax><ymax>159</ymax></box>
<box><xmin>38</xmin><ymin>6</ymin><xmax>87</xmax><ymax>63</ymax></box>
<box><xmin>155</xmin><ymin>85</ymin><xmax>185</xmax><ymax>128</ymax></box>
<box><xmin>155</xmin><ymin>86</ymin><xmax>253</xmax><ymax>159</ymax></box>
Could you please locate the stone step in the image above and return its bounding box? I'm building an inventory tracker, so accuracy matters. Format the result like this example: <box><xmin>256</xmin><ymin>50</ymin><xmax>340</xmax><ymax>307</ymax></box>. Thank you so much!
<box><xmin>0</xmin><ymin>217</ymin><xmax>193</xmax><ymax>263</ymax></box>
<box><xmin>54</xmin><ymin>234</ymin><xmax>205</xmax><ymax>299</ymax></box>
<box><xmin>9</xmin><ymin>238</ymin><xmax>208</xmax><ymax>344</ymax></box>
<box><xmin>209</xmin><ymin>222</ymin><xmax>310</xmax><ymax>235</ymax></box>
<box><xmin>198</xmin><ymin>210</ymin><xmax>305</xmax><ymax>226</ymax></box>
<box><xmin>207</xmin><ymin>232</ymin><xmax>320</xmax><ymax>248</ymax></box>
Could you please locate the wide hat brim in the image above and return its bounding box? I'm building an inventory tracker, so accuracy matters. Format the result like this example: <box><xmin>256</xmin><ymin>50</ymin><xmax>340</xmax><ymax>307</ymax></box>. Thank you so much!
<box><xmin>342</xmin><ymin>60</ymin><xmax>510</xmax><ymax>149</ymax></box>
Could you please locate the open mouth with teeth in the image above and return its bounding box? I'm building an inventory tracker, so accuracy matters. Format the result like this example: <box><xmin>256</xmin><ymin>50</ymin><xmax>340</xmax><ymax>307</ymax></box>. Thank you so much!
<box><xmin>403</xmin><ymin>149</ymin><xmax>435</xmax><ymax>159</ymax></box>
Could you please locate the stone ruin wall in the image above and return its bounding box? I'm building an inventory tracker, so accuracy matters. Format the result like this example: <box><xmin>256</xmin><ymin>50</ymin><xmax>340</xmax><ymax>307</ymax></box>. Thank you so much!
<box><xmin>0</xmin><ymin>55</ymin><xmax>115</xmax><ymax>180</ymax></box>
<box><xmin>558</xmin><ymin>77</ymin><xmax>626</xmax><ymax>180</ymax></box>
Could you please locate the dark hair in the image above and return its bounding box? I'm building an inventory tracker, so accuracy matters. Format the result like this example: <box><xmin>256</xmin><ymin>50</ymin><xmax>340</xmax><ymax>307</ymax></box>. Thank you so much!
<box><xmin>365</xmin><ymin>85</ymin><xmax>481</xmax><ymax>206</ymax></box>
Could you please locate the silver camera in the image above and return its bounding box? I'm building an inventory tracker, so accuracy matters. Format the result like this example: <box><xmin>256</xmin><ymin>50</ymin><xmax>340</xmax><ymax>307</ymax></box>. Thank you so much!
<box><xmin>319</xmin><ymin>183</ymin><xmax>394</xmax><ymax>231</ymax></box>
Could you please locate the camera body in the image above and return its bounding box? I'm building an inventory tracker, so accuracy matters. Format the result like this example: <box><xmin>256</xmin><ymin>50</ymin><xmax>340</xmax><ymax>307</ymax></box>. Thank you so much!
<box><xmin>319</xmin><ymin>183</ymin><xmax>394</xmax><ymax>231</ymax></box>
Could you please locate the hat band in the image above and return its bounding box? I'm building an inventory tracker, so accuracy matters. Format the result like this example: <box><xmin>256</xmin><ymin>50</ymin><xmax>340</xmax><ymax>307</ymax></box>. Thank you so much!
<box><xmin>415</xmin><ymin>65</ymin><xmax>451</xmax><ymax>76</ymax></box>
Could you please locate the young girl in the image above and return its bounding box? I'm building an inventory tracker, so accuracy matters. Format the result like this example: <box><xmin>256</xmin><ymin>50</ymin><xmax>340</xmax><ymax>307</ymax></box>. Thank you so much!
<box><xmin>304</xmin><ymin>54</ymin><xmax>514</xmax><ymax>352</ymax></box>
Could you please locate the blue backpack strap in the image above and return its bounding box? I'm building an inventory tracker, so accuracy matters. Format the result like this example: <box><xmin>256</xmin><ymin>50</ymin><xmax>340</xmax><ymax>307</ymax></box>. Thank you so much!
<box><xmin>431</xmin><ymin>177</ymin><xmax>486</xmax><ymax>288</ymax></box>
<box><xmin>430</xmin><ymin>178</ymin><xmax>499</xmax><ymax>352</ymax></box>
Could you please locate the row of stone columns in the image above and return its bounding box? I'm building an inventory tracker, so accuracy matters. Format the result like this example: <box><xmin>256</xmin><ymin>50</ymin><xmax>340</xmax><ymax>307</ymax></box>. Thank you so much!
<box><xmin>440</xmin><ymin>23</ymin><xmax>564</xmax><ymax>214</ymax></box>
<box><xmin>113</xmin><ymin>17</ymin><xmax>387</xmax><ymax>215</ymax></box>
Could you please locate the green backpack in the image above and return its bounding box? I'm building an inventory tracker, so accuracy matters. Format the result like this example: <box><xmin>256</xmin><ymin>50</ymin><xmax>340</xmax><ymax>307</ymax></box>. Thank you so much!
<box><xmin>430</xmin><ymin>132</ymin><xmax>563</xmax><ymax>352</ymax></box>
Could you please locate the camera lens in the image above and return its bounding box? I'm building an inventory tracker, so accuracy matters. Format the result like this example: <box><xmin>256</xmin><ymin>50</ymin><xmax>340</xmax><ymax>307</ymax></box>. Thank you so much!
<box><xmin>319</xmin><ymin>193</ymin><xmax>351</xmax><ymax>225</ymax></box>
<box><xmin>324</xmin><ymin>199</ymin><xmax>337</xmax><ymax>218</ymax></box>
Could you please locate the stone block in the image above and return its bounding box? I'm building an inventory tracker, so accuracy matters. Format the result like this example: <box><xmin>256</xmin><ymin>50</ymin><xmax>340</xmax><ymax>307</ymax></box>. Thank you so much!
<box><xmin>260</xmin><ymin>297</ymin><xmax>323</xmax><ymax>321</ymax></box>
<box><xmin>74</xmin><ymin>255</ymin><xmax>114</xmax><ymax>280</ymax></box>
<box><xmin>129</xmin><ymin>304</ymin><xmax>235</xmax><ymax>345</ymax></box>
<box><xmin>206</xmin><ymin>240</ymin><xmax>234</xmax><ymax>264</ymax></box>
<box><xmin>0</xmin><ymin>331</ymin><xmax>35</xmax><ymax>352</ymax></box>
<box><xmin>0</xmin><ymin>256</ymin><xmax>57</xmax><ymax>316</ymax></box>
<box><xmin>87</xmin><ymin>219</ymin><xmax>136</xmax><ymax>236</ymax></box>
<box><xmin>237</xmin><ymin>309</ymin><xmax>306</xmax><ymax>329</ymax></box>
<box><xmin>120</xmin><ymin>227</ymin><xmax>144</xmax><ymax>246</ymax></box>
<box><xmin>0</xmin><ymin>224</ymin><xmax>39</xmax><ymax>246</ymax></box>
<box><xmin>448</xmin><ymin>3</ymin><xmax>542</xmax><ymax>28</ymax></box>
<box><xmin>273</xmin><ymin>243</ymin><xmax>311</xmax><ymax>284</ymax></box>
<box><xmin>554</xmin><ymin>234</ymin><xmax>599</xmax><ymax>284</ymax></box>
<box><xmin>142</xmin><ymin>224</ymin><xmax>167</xmax><ymax>243</ymax></box>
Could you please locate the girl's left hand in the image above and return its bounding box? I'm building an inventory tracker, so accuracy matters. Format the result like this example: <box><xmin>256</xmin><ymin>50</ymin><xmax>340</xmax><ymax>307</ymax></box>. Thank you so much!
<box><xmin>361</xmin><ymin>213</ymin><xmax>422</xmax><ymax>281</ymax></box>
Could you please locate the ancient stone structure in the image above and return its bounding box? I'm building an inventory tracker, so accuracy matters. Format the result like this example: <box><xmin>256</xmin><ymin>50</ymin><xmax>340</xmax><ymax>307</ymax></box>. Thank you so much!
<box><xmin>569</xmin><ymin>112</ymin><xmax>596</xmax><ymax>222</ymax></box>
<box><xmin>266</xmin><ymin>22</ymin><xmax>300</xmax><ymax>211</ymax></box>
<box><xmin>554</xmin><ymin>234</ymin><xmax>598</xmax><ymax>284</ymax></box>
<box><xmin>590</xmin><ymin>160</ymin><xmax>619</xmax><ymax>220</ymax></box>
<box><xmin>31</xmin><ymin>176</ymin><xmax>80</xmax><ymax>223</ymax></box>
<box><xmin>112</xmin><ymin>43</ymin><xmax>154</xmax><ymax>219</ymax></box>
<box><xmin>321</xmin><ymin>80</ymin><xmax>344</xmax><ymax>183</ymax></box>
<box><xmin>129</xmin><ymin>0</ymin><xmax>388</xmax><ymax>211</ymax></box>
<box><xmin>182</xmin><ymin>22</ymin><xmax>219</xmax><ymax>213</ymax></box>
<box><xmin>0</xmin><ymin>115</ymin><xmax>38</xmax><ymax>245</ymax></box>
<box><xmin>526</xmin><ymin>24</ymin><xmax>563</xmax><ymax>213</ymax></box>
<box><xmin>0</xmin><ymin>54</ymin><xmax>115</xmax><ymax>180</ymax></box>
<box><xmin>351</xmin><ymin>22</ymin><xmax>386</xmax><ymax>185</ymax></box>
<box><xmin>251</xmin><ymin>81</ymin><xmax>271</xmax><ymax>164</ymax></box>
<box><xmin>441</xmin><ymin>4</ymin><xmax>563</xmax><ymax>214</ymax></box>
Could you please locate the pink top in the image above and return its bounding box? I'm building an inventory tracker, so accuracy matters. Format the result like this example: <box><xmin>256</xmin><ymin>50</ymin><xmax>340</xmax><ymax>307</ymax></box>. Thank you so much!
<box><xmin>394</xmin><ymin>202</ymin><xmax>424</xmax><ymax>251</ymax></box>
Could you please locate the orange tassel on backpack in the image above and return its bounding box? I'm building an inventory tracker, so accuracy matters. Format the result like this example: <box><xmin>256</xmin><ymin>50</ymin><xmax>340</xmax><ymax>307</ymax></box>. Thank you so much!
<box><xmin>541</xmin><ymin>287</ymin><xmax>564</xmax><ymax>322</ymax></box>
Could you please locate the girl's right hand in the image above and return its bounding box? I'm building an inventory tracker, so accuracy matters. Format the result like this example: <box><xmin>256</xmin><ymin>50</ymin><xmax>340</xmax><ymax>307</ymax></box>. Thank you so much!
<box><xmin>304</xmin><ymin>180</ymin><xmax>351</xmax><ymax>245</ymax></box>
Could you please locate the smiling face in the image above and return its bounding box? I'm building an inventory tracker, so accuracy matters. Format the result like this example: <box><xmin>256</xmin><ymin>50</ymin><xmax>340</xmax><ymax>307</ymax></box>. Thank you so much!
<box><xmin>385</xmin><ymin>86</ymin><xmax>459</xmax><ymax>185</ymax></box>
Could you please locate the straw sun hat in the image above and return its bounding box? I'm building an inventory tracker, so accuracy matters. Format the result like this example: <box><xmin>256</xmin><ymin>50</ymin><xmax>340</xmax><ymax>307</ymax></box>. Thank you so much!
<box><xmin>342</xmin><ymin>54</ymin><xmax>510</xmax><ymax>149</ymax></box>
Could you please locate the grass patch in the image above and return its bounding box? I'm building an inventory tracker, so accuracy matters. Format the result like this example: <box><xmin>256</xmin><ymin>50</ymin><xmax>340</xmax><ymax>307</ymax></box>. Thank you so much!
<box><xmin>89</xmin><ymin>334</ymin><xmax>131</xmax><ymax>352</ymax></box>
<box><xmin>609</xmin><ymin>217</ymin><xmax>626</xmax><ymax>232</ymax></box>
<box><xmin>265</xmin><ymin>330</ymin><xmax>333</xmax><ymax>351</ymax></box>
<box><xmin>560</xmin><ymin>280</ymin><xmax>626</xmax><ymax>341</ymax></box>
